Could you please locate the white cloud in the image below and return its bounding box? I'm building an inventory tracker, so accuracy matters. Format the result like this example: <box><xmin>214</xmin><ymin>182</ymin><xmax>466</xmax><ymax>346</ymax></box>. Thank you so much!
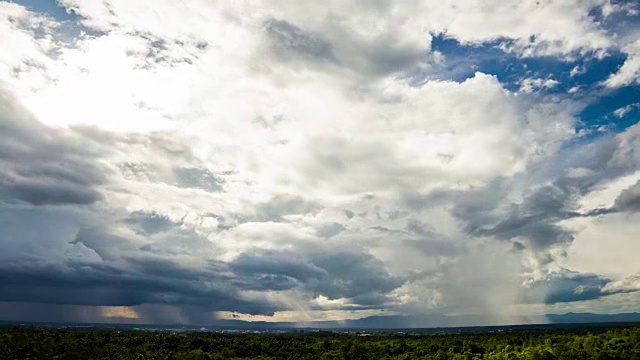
<box><xmin>613</xmin><ymin>103</ymin><xmax>639</xmax><ymax>118</ymax></box>
<box><xmin>605</xmin><ymin>40</ymin><xmax>640</xmax><ymax>88</ymax></box>
<box><xmin>419</xmin><ymin>0</ymin><xmax>611</xmax><ymax>57</ymax></box>
<box><xmin>519</xmin><ymin>78</ymin><xmax>560</xmax><ymax>93</ymax></box>
<box><xmin>57</xmin><ymin>0</ymin><xmax>614</xmax><ymax>61</ymax></box>
<box><xmin>0</xmin><ymin>3</ymin><xmax>58</xmax><ymax>88</ymax></box>
<box><xmin>564</xmin><ymin>212</ymin><xmax>640</xmax><ymax>279</ymax></box>
<box><xmin>602</xmin><ymin>274</ymin><xmax>640</xmax><ymax>293</ymax></box>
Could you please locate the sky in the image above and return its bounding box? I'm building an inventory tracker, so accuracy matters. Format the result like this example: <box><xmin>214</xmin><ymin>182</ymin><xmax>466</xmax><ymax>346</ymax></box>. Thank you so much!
<box><xmin>0</xmin><ymin>0</ymin><xmax>639</xmax><ymax>327</ymax></box>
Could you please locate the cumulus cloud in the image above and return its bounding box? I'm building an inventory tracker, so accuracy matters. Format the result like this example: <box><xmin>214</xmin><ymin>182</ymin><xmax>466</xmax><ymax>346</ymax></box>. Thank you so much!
<box><xmin>519</xmin><ymin>78</ymin><xmax>560</xmax><ymax>93</ymax></box>
<box><xmin>602</xmin><ymin>274</ymin><xmax>640</xmax><ymax>293</ymax></box>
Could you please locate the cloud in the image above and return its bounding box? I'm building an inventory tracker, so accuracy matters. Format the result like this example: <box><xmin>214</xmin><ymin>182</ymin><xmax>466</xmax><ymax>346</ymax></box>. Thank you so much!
<box><xmin>420</xmin><ymin>0</ymin><xmax>612</xmax><ymax>57</ymax></box>
<box><xmin>173</xmin><ymin>167</ymin><xmax>225</xmax><ymax>192</ymax></box>
<box><xmin>229</xmin><ymin>246</ymin><xmax>406</xmax><ymax>309</ymax></box>
<box><xmin>256</xmin><ymin>194</ymin><xmax>322</xmax><ymax>222</ymax></box>
<box><xmin>0</xmin><ymin>228</ymin><xmax>282</xmax><ymax>315</ymax></box>
<box><xmin>316</xmin><ymin>222</ymin><xmax>346</xmax><ymax>238</ymax></box>
<box><xmin>521</xmin><ymin>270</ymin><xmax>612</xmax><ymax>304</ymax></box>
<box><xmin>472</xmin><ymin>184</ymin><xmax>576</xmax><ymax>250</ymax></box>
<box><xmin>308</xmin><ymin>250</ymin><xmax>406</xmax><ymax>302</ymax></box>
<box><xmin>0</xmin><ymin>2</ymin><xmax>58</xmax><ymax>84</ymax></box>
<box><xmin>0</xmin><ymin>0</ymin><xmax>639</xmax><ymax>325</ymax></box>
<box><xmin>264</xmin><ymin>19</ymin><xmax>336</xmax><ymax>63</ymax></box>
<box><xmin>125</xmin><ymin>211</ymin><xmax>177</xmax><ymax>235</ymax></box>
<box><xmin>613</xmin><ymin>103</ymin><xmax>640</xmax><ymax>118</ymax></box>
<box><xmin>296</xmin><ymin>72</ymin><xmax>575</xmax><ymax>196</ymax></box>
<box><xmin>614</xmin><ymin>180</ymin><xmax>640</xmax><ymax>212</ymax></box>
<box><xmin>230</xmin><ymin>251</ymin><xmax>327</xmax><ymax>289</ymax></box>
<box><xmin>521</xmin><ymin>269</ymin><xmax>640</xmax><ymax>305</ymax></box>
<box><xmin>605</xmin><ymin>40</ymin><xmax>640</xmax><ymax>88</ymax></box>
<box><xmin>0</xmin><ymin>219</ymin><xmax>406</xmax><ymax>313</ymax></box>
<box><xmin>519</xmin><ymin>78</ymin><xmax>559</xmax><ymax>93</ymax></box>
<box><xmin>602</xmin><ymin>274</ymin><xmax>640</xmax><ymax>293</ymax></box>
<box><xmin>0</xmin><ymin>84</ymin><xmax>106</xmax><ymax>206</ymax></box>
<box><xmin>442</xmin><ymin>122</ymin><xmax>640</xmax><ymax>269</ymax></box>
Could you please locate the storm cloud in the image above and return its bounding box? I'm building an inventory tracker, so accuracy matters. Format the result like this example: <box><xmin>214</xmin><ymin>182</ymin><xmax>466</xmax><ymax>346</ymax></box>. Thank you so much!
<box><xmin>0</xmin><ymin>86</ymin><xmax>106</xmax><ymax>206</ymax></box>
<box><xmin>0</xmin><ymin>0</ymin><xmax>639</xmax><ymax>326</ymax></box>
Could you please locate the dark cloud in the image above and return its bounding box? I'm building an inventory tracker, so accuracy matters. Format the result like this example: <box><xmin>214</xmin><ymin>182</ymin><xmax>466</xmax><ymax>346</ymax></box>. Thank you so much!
<box><xmin>230</xmin><ymin>251</ymin><xmax>327</xmax><ymax>289</ymax></box>
<box><xmin>263</xmin><ymin>16</ymin><xmax>427</xmax><ymax>80</ymax></box>
<box><xmin>0</xmin><ymin>229</ymin><xmax>406</xmax><ymax>313</ymax></box>
<box><xmin>0</xmin><ymin>301</ymin><xmax>220</xmax><ymax>325</ymax></box>
<box><xmin>0</xmin><ymin>249</ymin><xmax>280</xmax><ymax>315</ymax></box>
<box><xmin>265</xmin><ymin>19</ymin><xmax>336</xmax><ymax>62</ymax></box>
<box><xmin>229</xmin><ymin>249</ymin><xmax>405</xmax><ymax>308</ymax></box>
<box><xmin>472</xmin><ymin>184</ymin><xmax>575</xmax><ymax>250</ymax></box>
<box><xmin>349</xmin><ymin>292</ymin><xmax>394</xmax><ymax>306</ymax></box>
<box><xmin>0</xmin><ymin>185</ymin><xmax>404</xmax><ymax>313</ymax></box>
<box><xmin>518</xmin><ymin>270</ymin><xmax>628</xmax><ymax>304</ymax></box>
<box><xmin>447</xmin><ymin>180</ymin><xmax>507</xmax><ymax>234</ymax></box>
<box><xmin>124</xmin><ymin>211</ymin><xmax>176</xmax><ymax>235</ymax></box>
<box><xmin>614</xmin><ymin>180</ymin><xmax>640</xmax><ymax>212</ymax></box>
<box><xmin>511</xmin><ymin>241</ymin><xmax>526</xmax><ymax>252</ymax></box>
<box><xmin>0</xmin><ymin>177</ymin><xmax>102</xmax><ymax>205</ymax></box>
<box><xmin>70</xmin><ymin>228</ymin><xmax>138</xmax><ymax>261</ymax></box>
<box><xmin>0</xmin><ymin>302</ymin><xmax>115</xmax><ymax>324</ymax></box>
<box><xmin>0</xmin><ymin>87</ymin><xmax>302</xmax><ymax>316</ymax></box>
<box><xmin>447</xmin><ymin>128</ymin><xmax>640</xmax><ymax>255</ymax></box>
<box><xmin>308</xmin><ymin>251</ymin><xmax>405</xmax><ymax>301</ymax></box>
<box><xmin>0</xmin><ymin>86</ymin><xmax>106</xmax><ymax>206</ymax></box>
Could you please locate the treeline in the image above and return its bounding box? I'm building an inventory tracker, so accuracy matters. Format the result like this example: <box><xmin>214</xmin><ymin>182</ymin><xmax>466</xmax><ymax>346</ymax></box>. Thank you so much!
<box><xmin>1</xmin><ymin>326</ymin><xmax>640</xmax><ymax>359</ymax></box>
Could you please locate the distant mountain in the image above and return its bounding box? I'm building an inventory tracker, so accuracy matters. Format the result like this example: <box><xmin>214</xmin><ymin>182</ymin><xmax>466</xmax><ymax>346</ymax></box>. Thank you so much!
<box><xmin>4</xmin><ymin>312</ymin><xmax>640</xmax><ymax>331</ymax></box>
<box><xmin>546</xmin><ymin>312</ymin><xmax>640</xmax><ymax>324</ymax></box>
<box><xmin>207</xmin><ymin>312</ymin><xmax>640</xmax><ymax>329</ymax></box>
<box><xmin>163</xmin><ymin>312</ymin><xmax>640</xmax><ymax>330</ymax></box>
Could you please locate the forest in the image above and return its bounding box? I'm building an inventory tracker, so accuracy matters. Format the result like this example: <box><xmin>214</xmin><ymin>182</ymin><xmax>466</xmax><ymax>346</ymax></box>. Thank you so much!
<box><xmin>1</xmin><ymin>325</ymin><xmax>640</xmax><ymax>359</ymax></box>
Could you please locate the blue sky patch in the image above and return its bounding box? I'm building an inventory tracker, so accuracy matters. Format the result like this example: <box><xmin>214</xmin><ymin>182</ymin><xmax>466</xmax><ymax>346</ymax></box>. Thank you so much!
<box><xmin>9</xmin><ymin>0</ymin><xmax>79</xmax><ymax>22</ymax></box>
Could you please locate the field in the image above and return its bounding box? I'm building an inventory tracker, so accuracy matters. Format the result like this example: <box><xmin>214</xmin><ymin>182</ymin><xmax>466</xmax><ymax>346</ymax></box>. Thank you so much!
<box><xmin>2</xmin><ymin>325</ymin><xmax>640</xmax><ymax>359</ymax></box>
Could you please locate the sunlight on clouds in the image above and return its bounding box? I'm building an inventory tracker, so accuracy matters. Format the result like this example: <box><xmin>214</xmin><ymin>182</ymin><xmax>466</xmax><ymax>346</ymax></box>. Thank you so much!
<box><xmin>17</xmin><ymin>32</ymin><xmax>194</xmax><ymax>131</ymax></box>
<box><xmin>216</xmin><ymin>309</ymin><xmax>390</xmax><ymax>323</ymax></box>
<box><xmin>101</xmin><ymin>306</ymin><xmax>140</xmax><ymax>319</ymax></box>
<box><xmin>576</xmin><ymin>170</ymin><xmax>640</xmax><ymax>211</ymax></box>
<box><xmin>564</xmin><ymin>213</ymin><xmax>640</xmax><ymax>279</ymax></box>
